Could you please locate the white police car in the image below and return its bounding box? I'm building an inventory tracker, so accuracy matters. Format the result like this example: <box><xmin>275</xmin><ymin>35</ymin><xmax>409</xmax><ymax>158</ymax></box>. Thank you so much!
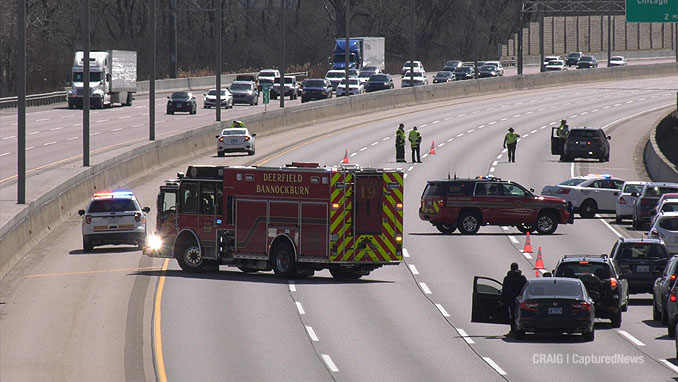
<box><xmin>78</xmin><ymin>191</ymin><xmax>150</xmax><ymax>252</ymax></box>
<box><xmin>541</xmin><ymin>174</ymin><xmax>625</xmax><ymax>218</ymax></box>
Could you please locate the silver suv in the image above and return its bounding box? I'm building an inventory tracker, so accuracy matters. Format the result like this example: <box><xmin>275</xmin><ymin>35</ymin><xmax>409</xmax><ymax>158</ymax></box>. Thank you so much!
<box><xmin>78</xmin><ymin>192</ymin><xmax>150</xmax><ymax>252</ymax></box>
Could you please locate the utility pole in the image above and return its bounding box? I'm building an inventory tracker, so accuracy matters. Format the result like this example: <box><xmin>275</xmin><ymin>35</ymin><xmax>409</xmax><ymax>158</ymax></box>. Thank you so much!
<box><xmin>474</xmin><ymin>0</ymin><xmax>479</xmax><ymax>78</ymax></box>
<box><xmin>169</xmin><ymin>0</ymin><xmax>178</xmax><ymax>78</ymax></box>
<box><xmin>280</xmin><ymin>1</ymin><xmax>286</xmax><ymax>108</ymax></box>
<box><xmin>410</xmin><ymin>0</ymin><xmax>415</xmax><ymax>87</ymax></box>
<box><xmin>149</xmin><ymin>0</ymin><xmax>156</xmax><ymax>140</ymax></box>
<box><xmin>345</xmin><ymin>0</ymin><xmax>350</xmax><ymax>96</ymax></box>
<box><xmin>17</xmin><ymin>0</ymin><xmax>26</xmax><ymax>204</ymax></box>
<box><xmin>517</xmin><ymin>0</ymin><xmax>523</xmax><ymax>75</ymax></box>
<box><xmin>216</xmin><ymin>0</ymin><xmax>222</xmax><ymax>121</ymax></box>
<box><xmin>83</xmin><ymin>0</ymin><xmax>90</xmax><ymax>167</ymax></box>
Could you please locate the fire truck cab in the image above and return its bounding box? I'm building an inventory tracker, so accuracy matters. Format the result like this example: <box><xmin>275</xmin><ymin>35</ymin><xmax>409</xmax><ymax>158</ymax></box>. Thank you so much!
<box><xmin>145</xmin><ymin>163</ymin><xmax>404</xmax><ymax>279</ymax></box>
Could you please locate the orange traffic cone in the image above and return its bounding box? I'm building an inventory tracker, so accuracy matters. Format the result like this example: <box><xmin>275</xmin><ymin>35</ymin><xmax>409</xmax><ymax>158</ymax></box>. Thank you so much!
<box><xmin>429</xmin><ymin>141</ymin><xmax>436</xmax><ymax>155</ymax></box>
<box><xmin>535</xmin><ymin>247</ymin><xmax>545</xmax><ymax>271</ymax></box>
<box><xmin>522</xmin><ymin>232</ymin><xmax>533</xmax><ymax>253</ymax></box>
<box><xmin>341</xmin><ymin>149</ymin><xmax>349</xmax><ymax>164</ymax></box>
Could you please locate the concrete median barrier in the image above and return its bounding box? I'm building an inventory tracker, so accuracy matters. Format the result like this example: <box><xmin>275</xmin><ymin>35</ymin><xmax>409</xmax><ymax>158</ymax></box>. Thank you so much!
<box><xmin>645</xmin><ymin>110</ymin><xmax>678</xmax><ymax>182</ymax></box>
<box><xmin>2</xmin><ymin>62</ymin><xmax>678</xmax><ymax>278</ymax></box>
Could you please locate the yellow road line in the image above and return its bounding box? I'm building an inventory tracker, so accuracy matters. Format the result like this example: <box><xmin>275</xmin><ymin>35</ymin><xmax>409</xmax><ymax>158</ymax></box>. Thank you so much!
<box><xmin>154</xmin><ymin>259</ymin><xmax>169</xmax><ymax>382</ymax></box>
<box><xmin>24</xmin><ymin>265</ymin><xmax>162</xmax><ymax>278</ymax></box>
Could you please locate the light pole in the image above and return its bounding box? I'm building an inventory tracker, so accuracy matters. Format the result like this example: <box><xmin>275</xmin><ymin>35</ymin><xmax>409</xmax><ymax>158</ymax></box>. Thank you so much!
<box><xmin>149</xmin><ymin>0</ymin><xmax>156</xmax><ymax>140</ymax></box>
<box><xmin>345</xmin><ymin>0</ymin><xmax>350</xmax><ymax>96</ymax></box>
<box><xmin>17</xmin><ymin>0</ymin><xmax>26</xmax><ymax>204</ymax></box>
<box><xmin>410</xmin><ymin>0</ymin><xmax>415</xmax><ymax>87</ymax></box>
<box><xmin>216</xmin><ymin>0</ymin><xmax>222</xmax><ymax>121</ymax></box>
<box><xmin>83</xmin><ymin>0</ymin><xmax>90</xmax><ymax>167</ymax></box>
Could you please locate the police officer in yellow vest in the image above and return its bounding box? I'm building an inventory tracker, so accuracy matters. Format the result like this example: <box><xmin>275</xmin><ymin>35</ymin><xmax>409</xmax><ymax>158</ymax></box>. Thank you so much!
<box><xmin>409</xmin><ymin>126</ymin><xmax>422</xmax><ymax>163</ymax></box>
<box><xmin>556</xmin><ymin>119</ymin><xmax>569</xmax><ymax>161</ymax></box>
<box><xmin>503</xmin><ymin>127</ymin><xmax>520</xmax><ymax>163</ymax></box>
<box><xmin>395</xmin><ymin>124</ymin><xmax>406</xmax><ymax>162</ymax></box>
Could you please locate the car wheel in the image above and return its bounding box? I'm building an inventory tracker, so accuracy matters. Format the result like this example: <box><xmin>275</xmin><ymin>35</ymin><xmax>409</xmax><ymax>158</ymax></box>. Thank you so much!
<box><xmin>435</xmin><ymin>223</ymin><xmax>456</xmax><ymax>234</ymax></box>
<box><xmin>535</xmin><ymin>213</ymin><xmax>558</xmax><ymax>235</ymax></box>
<box><xmin>177</xmin><ymin>245</ymin><xmax>206</xmax><ymax>273</ymax></box>
<box><xmin>514</xmin><ymin>329</ymin><xmax>526</xmax><ymax>340</ymax></box>
<box><xmin>516</xmin><ymin>223</ymin><xmax>535</xmax><ymax>234</ymax></box>
<box><xmin>663</xmin><ymin>305</ymin><xmax>669</xmax><ymax>325</ymax></box>
<box><xmin>248</xmin><ymin>150</ymin><xmax>254</xmax><ymax>156</ymax></box>
<box><xmin>610</xmin><ymin>310</ymin><xmax>622</xmax><ymax>328</ymax></box>
<box><xmin>632</xmin><ymin>215</ymin><xmax>639</xmax><ymax>229</ymax></box>
<box><xmin>599</xmin><ymin>155</ymin><xmax>605</xmax><ymax>163</ymax></box>
<box><xmin>458</xmin><ymin>211</ymin><xmax>481</xmax><ymax>235</ymax></box>
<box><xmin>217</xmin><ymin>151</ymin><xmax>224</xmax><ymax>157</ymax></box>
<box><xmin>670</xmin><ymin>318</ymin><xmax>676</xmax><ymax>337</ymax></box>
<box><xmin>83</xmin><ymin>239</ymin><xmax>93</xmax><ymax>253</ymax></box>
<box><xmin>654</xmin><ymin>300</ymin><xmax>661</xmax><ymax>321</ymax></box>
<box><xmin>579</xmin><ymin>199</ymin><xmax>597</xmax><ymax>218</ymax></box>
<box><xmin>583</xmin><ymin>328</ymin><xmax>595</xmax><ymax>342</ymax></box>
<box><xmin>271</xmin><ymin>242</ymin><xmax>296</xmax><ymax>278</ymax></box>
<box><xmin>615</xmin><ymin>215</ymin><xmax>622</xmax><ymax>224</ymax></box>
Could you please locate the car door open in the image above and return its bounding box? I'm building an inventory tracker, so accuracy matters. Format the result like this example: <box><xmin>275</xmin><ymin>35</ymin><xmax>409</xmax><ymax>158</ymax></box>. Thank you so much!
<box><xmin>472</xmin><ymin>276</ymin><xmax>510</xmax><ymax>324</ymax></box>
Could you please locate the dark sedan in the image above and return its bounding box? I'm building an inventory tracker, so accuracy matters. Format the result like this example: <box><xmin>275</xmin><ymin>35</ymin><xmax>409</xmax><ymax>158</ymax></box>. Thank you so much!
<box><xmin>433</xmin><ymin>71</ymin><xmax>454</xmax><ymax>83</ymax></box>
<box><xmin>166</xmin><ymin>91</ymin><xmax>196</xmax><ymax>115</ymax></box>
<box><xmin>442</xmin><ymin>60</ymin><xmax>462</xmax><ymax>72</ymax></box>
<box><xmin>472</xmin><ymin>276</ymin><xmax>595</xmax><ymax>341</ymax></box>
<box><xmin>301</xmin><ymin>78</ymin><xmax>333</xmax><ymax>103</ymax></box>
<box><xmin>577</xmin><ymin>55</ymin><xmax>598</xmax><ymax>69</ymax></box>
<box><xmin>365</xmin><ymin>73</ymin><xmax>394</xmax><ymax>92</ymax></box>
<box><xmin>454</xmin><ymin>66</ymin><xmax>475</xmax><ymax>80</ymax></box>
<box><xmin>478</xmin><ymin>65</ymin><xmax>499</xmax><ymax>78</ymax></box>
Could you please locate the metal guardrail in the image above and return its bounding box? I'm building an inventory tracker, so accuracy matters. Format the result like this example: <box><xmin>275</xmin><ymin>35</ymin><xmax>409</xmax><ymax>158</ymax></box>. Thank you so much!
<box><xmin>0</xmin><ymin>71</ymin><xmax>309</xmax><ymax>110</ymax></box>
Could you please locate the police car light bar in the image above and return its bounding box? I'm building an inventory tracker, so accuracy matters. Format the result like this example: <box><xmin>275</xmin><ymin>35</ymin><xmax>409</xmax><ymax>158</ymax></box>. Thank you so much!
<box><xmin>93</xmin><ymin>191</ymin><xmax>134</xmax><ymax>198</ymax></box>
<box><xmin>585</xmin><ymin>173</ymin><xmax>612</xmax><ymax>179</ymax></box>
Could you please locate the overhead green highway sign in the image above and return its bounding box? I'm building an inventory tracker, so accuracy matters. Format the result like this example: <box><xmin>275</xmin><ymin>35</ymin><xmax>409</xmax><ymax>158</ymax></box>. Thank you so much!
<box><xmin>626</xmin><ymin>0</ymin><xmax>678</xmax><ymax>22</ymax></box>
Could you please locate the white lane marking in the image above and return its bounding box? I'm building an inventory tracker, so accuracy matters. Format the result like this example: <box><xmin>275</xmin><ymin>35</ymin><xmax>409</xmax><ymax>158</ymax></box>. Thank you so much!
<box><xmin>72</xmin><ymin>123</ymin><xmax>82</xmax><ymax>127</ymax></box>
<box><xmin>26</xmin><ymin>146</ymin><xmax>34</xmax><ymax>150</ymax></box>
<box><xmin>403</xmin><ymin>173</ymin><xmax>408</xmax><ymax>179</ymax></box>
<box><xmin>509</xmin><ymin>235</ymin><xmax>519</xmax><ymax>244</ymax></box>
<box><xmin>2</xmin><ymin>136</ymin><xmax>16</xmax><ymax>140</ymax></box>
<box><xmin>581</xmin><ymin>112</ymin><xmax>588</xmax><ymax>115</ymax></box>
<box><xmin>537</xmin><ymin>108</ymin><xmax>545</xmax><ymax>111</ymax></box>
<box><xmin>523</xmin><ymin>134</ymin><xmax>529</xmax><ymax>138</ymax></box>
<box><xmin>617</xmin><ymin>330</ymin><xmax>645</xmax><ymax>346</ymax></box>
<box><xmin>478</xmin><ymin>124</ymin><xmax>485</xmax><ymax>129</ymax></box>
<box><xmin>438</xmin><ymin>143</ymin><xmax>445</xmax><ymax>147</ymax></box>
<box><xmin>403</xmin><ymin>248</ymin><xmax>410</xmax><ymax>258</ymax></box>
<box><xmin>419</xmin><ymin>282</ymin><xmax>432</xmax><ymax>295</ymax></box>
<box><xmin>501</xmin><ymin>148</ymin><xmax>507</xmax><ymax>153</ymax></box>
<box><xmin>539</xmin><ymin>125</ymin><xmax>546</xmax><ymax>129</ymax></box>
<box><xmin>155</xmin><ymin>120</ymin><xmax>165</xmax><ymax>124</ymax></box>
<box><xmin>489</xmin><ymin>167</ymin><xmax>495</xmax><ymax>172</ymax></box>
<box><xmin>564</xmin><ymin>102</ymin><xmax>571</xmax><ymax>106</ymax></box>
<box><xmin>35</xmin><ymin>118</ymin><xmax>49</xmax><ymax>122</ymax></box>
<box><xmin>530</xmin><ymin>129</ymin><xmax>537</xmax><ymax>134</ymax></box>
<box><xmin>444</xmin><ymin>117</ymin><xmax>453</xmax><ymax>120</ymax></box>
<box><xmin>458</xmin><ymin>113</ymin><xmax>467</xmax><ymax>117</ymax></box>
<box><xmin>142</xmin><ymin>113</ymin><xmax>149</xmax><ymax>116</ymax></box>
<box><xmin>43</xmin><ymin>141</ymin><xmax>57</xmax><ymax>146</ymax></box>
<box><xmin>359</xmin><ymin>147</ymin><xmax>367</xmax><ymax>151</ymax></box>
<box><xmin>111</xmin><ymin>128</ymin><xmax>123</xmax><ymax>132</ymax></box>
<box><xmin>295</xmin><ymin>301</ymin><xmax>305</xmax><ymax>315</ymax></box>
<box><xmin>66</xmin><ymin>136</ymin><xmax>78</xmax><ymax>140</ymax></box>
<box><xmin>90</xmin><ymin>132</ymin><xmax>100</xmax><ymax>136</ymax></box>
<box><xmin>512</xmin><ymin>115</ymin><xmax>521</xmax><ymax>118</ymax></box>
<box><xmin>119</xmin><ymin>115</ymin><xmax>131</xmax><ymax>119</ymax></box>
<box><xmin>595</xmin><ymin>214</ymin><xmax>623</xmax><ymax>237</ymax></box>
<box><xmin>614</xmin><ymin>103</ymin><xmax>621</xmax><ymax>107</ymax></box>
<box><xmin>523</xmin><ymin>252</ymin><xmax>533</xmax><ymax>259</ymax></box>
<box><xmin>408</xmin><ymin>166</ymin><xmax>414</xmax><ymax>172</ymax></box>
<box><xmin>132</xmin><ymin>124</ymin><xmax>144</xmax><ymax>128</ymax></box>
<box><xmin>457</xmin><ymin>328</ymin><xmax>475</xmax><ymax>344</ymax></box>
<box><xmin>422</xmin><ymin>153</ymin><xmax>429</xmax><ymax>159</ymax></box>
<box><xmin>288</xmin><ymin>281</ymin><xmax>296</xmax><ymax>292</ymax></box>
<box><xmin>603</xmin><ymin>105</ymin><xmax>611</xmax><ymax>109</ymax></box>
<box><xmin>321</xmin><ymin>354</ymin><xmax>339</xmax><ymax>372</ymax></box>
<box><xmin>435</xmin><ymin>304</ymin><xmax>450</xmax><ymax>317</ymax></box>
<box><xmin>95</xmin><ymin>119</ymin><xmax>109</xmax><ymax>123</ymax></box>
<box><xmin>496</xmin><ymin>154</ymin><xmax>502</xmax><ymax>159</ymax></box>
<box><xmin>592</xmin><ymin>109</ymin><xmax>599</xmax><ymax>112</ymax></box>
<box><xmin>382</xmin><ymin>137</ymin><xmax>389</xmax><ymax>141</ymax></box>
<box><xmin>409</xmin><ymin>264</ymin><xmax>419</xmax><ymax>274</ymax></box>
<box><xmin>500</xmin><ymin>118</ymin><xmax>508</xmax><ymax>121</ymax></box>
<box><xmin>456</xmin><ymin>133</ymin><xmax>464</xmax><ymax>137</ymax></box>
<box><xmin>569</xmin><ymin>114</ymin><xmax>578</xmax><ymax>118</ymax></box>
<box><xmin>305</xmin><ymin>326</ymin><xmax>319</xmax><ymax>342</ymax></box>
<box><xmin>473</xmin><ymin>110</ymin><xmax>479</xmax><ymax>114</ymax></box>
<box><xmin>492</xmin><ymin>161</ymin><xmax>498</xmax><ymax>166</ymax></box>
<box><xmin>661</xmin><ymin>359</ymin><xmax>678</xmax><ymax>374</ymax></box>
<box><xmin>525</xmin><ymin>111</ymin><xmax>533</xmax><ymax>115</ymax></box>
<box><xmin>135</xmin><ymin>105</ymin><xmax>144</xmax><ymax>109</ymax></box>
<box><xmin>49</xmin><ymin>127</ymin><xmax>63</xmax><ymax>131</ymax></box>
<box><xmin>550</xmin><ymin>121</ymin><xmax>557</xmax><ymax>125</ymax></box>
<box><xmin>500</xmin><ymin>105</ymin><xmax>509</xmax><ymax>108</ymax></box>
<box><xmin>625</xmin><ymin>100</ymin><xmax>633</xmax><ymax>104</ymax></box>
<box><xmin>350</xmin><ymin>153</ymin><xmax>357</xmax><ymax>157</ymax></box>
<box><xmin>447</xmin><ymin>137</ymin><xmax>454</xmax><ymax>142</ymax></box>
<box><xmin>432</xmin><ymin>120</ymin><xmax>440</xmax><ymax>124</ymax></box>
<box><xmin>483</xmin><ymin>357</ymin><xmax>507</xmax><ymax>376</ymax></box>
<box><xmin>27</xmin><ymin>131</ymin><xmax>39</xmax><ymax>135</ymax></box>
<box><xmin>60</xmin><ymin>115</ymin><xmax>74</xmax><ymax>119</ymax></box>
<box><xmin>571</xmin><ymin>162</ymin><xmax>575</xmax><ymax>178</ymax></box>
<box><xmin>489</xmin><ymin>121</ymin><xmax>496</xmax><ymax>125</ymax></box>
<box><xmin>467</xmin><ymin>129</ymin><xmax>474</xmax><ymax>133</ymax></box>
<box><xmin>371</xmin><ymin>141</ymin><xmax>379</xmax><ymax>146</ymax></box>
<box><xmin>0</xmin><ymin>152</ymin><xmax>10</xmax><ymax>157</ymax></box>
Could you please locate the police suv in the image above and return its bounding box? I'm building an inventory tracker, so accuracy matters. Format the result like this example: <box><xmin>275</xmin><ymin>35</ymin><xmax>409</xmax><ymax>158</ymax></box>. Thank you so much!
<box><xmin>78</xmin><ymin>191</ymin><xmax>150</xmax><ymax>252</ymax></box>
<box><xmin>541</xmin><ymin>174</ymin><xmax>625</xmax><ymax>218</ymax></box>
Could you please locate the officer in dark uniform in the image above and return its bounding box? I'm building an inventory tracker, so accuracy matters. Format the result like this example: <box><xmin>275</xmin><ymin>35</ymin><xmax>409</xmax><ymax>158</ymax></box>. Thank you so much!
<box><xmin>501</xmin><ymin>262</ymin><xmax>527</xmax><ymax>333</ymax></box>
<box><xmin>395</xmin><ymin>124</ymin><xmax>406</xmax><ymax>162</ymax></box>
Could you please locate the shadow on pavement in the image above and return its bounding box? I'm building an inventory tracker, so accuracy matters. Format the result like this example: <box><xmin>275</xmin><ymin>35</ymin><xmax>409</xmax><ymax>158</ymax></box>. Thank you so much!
<box><xmin>628</xmin><ymin>297</ymin><xmax>653</xmax><ymax>306</ymax></box>
<box><xmin>69</xmin><ymin>246</ymin><xmax>140</xmax><ymax>255</ymax></box>
<box><xmin>642</xmin><ymin>319</ymin><xmax>665</xmax><ymax>329</ymax></box>
<box><xmin>408</xmin><ymin>232</ymin><xmax>563</xmax><ymax>237</ymax></box>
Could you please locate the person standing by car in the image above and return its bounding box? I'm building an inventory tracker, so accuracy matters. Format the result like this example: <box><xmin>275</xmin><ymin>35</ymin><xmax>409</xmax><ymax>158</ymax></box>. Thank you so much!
<box><xmin>557</xmin><ymin>119</ymin><xmax>569</xmax><ymax>160</ymax></box>
<box><xmin>395</xmin><ymin>124</ymin><xmax>406</xmax><ymax>162</ymax></box>
<box><xmin>501</xmin><ymin>262</ymin><xmax>527</xmax><ymax>333</ymax></box>
<box><xmin>231</xmin><ymin>120</ymin><xmax>245</xmax><ymax>129</ymax></box>
<box><xmin>409</xmin><ymin>126</ymin><xmax>422</xmax><ymax>163</ymax></box>
<box><xmin>503</xmin><ymin>127</ymin><xmax>520</xmax><ymax>163</ymax></box>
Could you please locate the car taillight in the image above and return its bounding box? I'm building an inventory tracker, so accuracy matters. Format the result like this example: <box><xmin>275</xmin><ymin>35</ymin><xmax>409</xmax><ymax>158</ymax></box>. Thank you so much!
<box><xmin>135</xmin><ymin>212</ymin><xmax>141</xmax><ymax>222</ymax></box>
<box><xmin>587</xmin><ymin>141</ymin><xmax>591</xmax><ymax>145</ymax></box>
<box><xmin>571</xmin><ymin>302</ymin><xmax>591</xmax><ymax>311</ymax></box>
<box><xmin>671</xmin><ymin>274</ymin><xmax>676</xmax><ymax>281</ymax></box>
<box><xmin>218</xmin><ymin>137</ymin><xmax>224</xmax><ymax>142</ymax></box>
<box><xmin>520</xmin><ymin>301</ymin><xmax>539</xmax><ymax>312</ymax></box>
<box><xmin>670</xmin><ymin>288</ymin><xmax>677</xmax><ymax>302</ymax></box>
<box><xmin>609</xmin><ymin>278</ymin><xmax>618</xmax><ymax>290</ymax></box>
<box><xmin>557</xmin><ymin>188</ymin><xmax>570</xmax><ymax>195</ymax></box>
<box><xmin>85</xmin><ymin>215</ymin><xmax>92</xmax><ymax>224</ymax></box>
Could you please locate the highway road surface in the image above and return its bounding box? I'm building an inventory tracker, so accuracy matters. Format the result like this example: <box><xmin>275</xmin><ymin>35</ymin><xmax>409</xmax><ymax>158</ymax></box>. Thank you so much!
<box><xmin>2</xmin><ymin>75</ymin><xmax>678</xmax><ymax>381</ymax></box>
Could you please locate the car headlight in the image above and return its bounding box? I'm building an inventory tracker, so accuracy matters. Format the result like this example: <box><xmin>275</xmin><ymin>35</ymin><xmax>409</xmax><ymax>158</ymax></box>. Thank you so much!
<box><xmin>146</xmin><ymin>234</ymin><xmax>163</xmax><ymax>251</ymax></box>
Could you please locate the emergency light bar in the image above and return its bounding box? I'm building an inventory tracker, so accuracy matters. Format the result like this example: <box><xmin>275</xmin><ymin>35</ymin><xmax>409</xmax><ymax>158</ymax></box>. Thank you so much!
<box><xmin>585</xmin><ymin>173</ymin><xmax>612</xmax><ymax>179</ymax></box>
<box><xmin>93</xmin><ymin>191</ymin><xmax>134</xmax><ymax>198</ymax></box>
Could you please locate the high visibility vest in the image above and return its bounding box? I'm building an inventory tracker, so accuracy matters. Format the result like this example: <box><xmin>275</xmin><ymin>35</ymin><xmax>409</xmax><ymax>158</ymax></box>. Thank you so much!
<box><xmin>396</xmin><ymin>129</ymin><xmax>406</xmax><ymax>146</ymax></box>
<box><xmin>505</xmin><ymin>132</ymin><xmax>519</xmax><ymax>145</ymax></box>
<box><xmin>557</xmin><ymin>124</ymin><xmax>569</xmax><ymax>138</ymax></box>
<box><xmin>409</xmin><ymin>130</ymin><xmax>421</xmax><ymax>147</ymax></box>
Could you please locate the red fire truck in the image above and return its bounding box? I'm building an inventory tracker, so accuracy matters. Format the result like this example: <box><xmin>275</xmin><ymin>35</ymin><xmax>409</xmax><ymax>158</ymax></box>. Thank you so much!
<box><xmin>144</xmin><ymin>163</ymin><xmax>404</xmax><ymax>279</ymax></box>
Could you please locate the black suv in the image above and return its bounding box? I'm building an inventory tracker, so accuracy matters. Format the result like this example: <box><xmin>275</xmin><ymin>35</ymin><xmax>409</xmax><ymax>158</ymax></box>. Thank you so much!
<box><xmin>577</xmin><ymin>55</ymin><xmax>598</xmax><ymax>69</ymax></box>
<box><xmin>610</xmin><ymin>237</ymin><xmax>669</xmax><ymax>294</ymax></box>
<box><xmin>653</xmin><ymin>255</ymin><xmax>678</xmax><ymax>324</ymax></box>
<box><xmin>301</xmin><ymin>78</ymin><xmax>333</xmax><ymax>103</ymax></box>
<box><xmin>566</xmin><ymin>51</ymin><xmax>583</xmax><ymax>66</ymax></box>
<box><xmin>561</xmin><ymin>127</ymin><xmax>611</xmax><ymax>162</ymax></box>
<box><xmin>553</xmin><ymin>254</ymin><xmax>629</xmax><ymax>327</ymax></box>
<box><xmin>166</xmin><ymin>91</ymin><xmax>197</xmax><ymax>115</ymax></box>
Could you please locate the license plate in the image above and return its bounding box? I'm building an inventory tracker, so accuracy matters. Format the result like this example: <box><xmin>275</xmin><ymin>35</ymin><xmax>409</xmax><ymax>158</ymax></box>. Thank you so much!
<box><xmin>230</xmin><ymin>139</ymin><xmax>238</xmax><ymax>143</ymax></box>
<box><xmin>636</xmin><ymin>265</ymin><xmax>650</xmax><ymax>273</ymax></box>
<box><xmin>548</xmin><ymin>307</ymin><xmax>562</xmax><ymax>315</ymax></box>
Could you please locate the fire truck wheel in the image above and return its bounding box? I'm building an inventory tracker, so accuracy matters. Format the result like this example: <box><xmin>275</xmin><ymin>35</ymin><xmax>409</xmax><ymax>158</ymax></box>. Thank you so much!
<box><xmin>434</xmin><ymin>223</ymin><xmax>456</xmax><ymax>234</ymax></box>
<box><xmin>238</xmin><ymin>267</ymin><xmax>259</xmax><ymax>273</ymax></box>
<box><xmin>177</xmin><ymin>245</ymin><xmax>206</xmax><ymax>273</ymax></box>
<box><xmin>457</xmin><ymin>211</ymin><xmax>481</xmax><ymax>235</ymax></box>
<box><xmin>271</xmin><ymin>243</ymin><xmax>296</xmax><ymax>278</ymax></box>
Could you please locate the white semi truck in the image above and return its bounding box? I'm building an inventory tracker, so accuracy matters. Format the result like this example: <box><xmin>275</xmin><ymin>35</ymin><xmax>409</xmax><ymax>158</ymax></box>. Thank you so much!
<box><xmin>67</xmin><ymin>50</ymin><xmax>137</xmax><ymax>109</ymax></box>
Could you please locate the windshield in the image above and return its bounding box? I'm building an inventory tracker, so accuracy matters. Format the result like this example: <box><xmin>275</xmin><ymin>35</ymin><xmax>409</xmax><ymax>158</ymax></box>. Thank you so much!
<box><xmin>89</xmin><ymin>198</ymin><xmax>137</xmax><ymax>213</ymax></box>
<box><xmin>221</xmin><ymin>128</ymin><xmax>247</xmax><ymax>136</ymax></box>
<box><xmin>558</xmin><ymin>178</ymin><xmax>587</xmax><ymax>187</ymax></box>
<box><xmin>455</xmin><ymin>67</ymin><xmax>472</xmax><ymax>73</ymax></box>
<box><xmin>207</xmin><ymin>90</ymin><xmax>226</xmax><ymax>96</ymax></box>
<box><xmin>580</xmin><ymin>56</ymin><xmax>593</xmax><ymax>62</ymax></box>
<box><xmin>303</xmin><ymin>80</ymin><xmax>327</xmax><ymax>87</ymax></box>
<box><xmin>333</xmin><ymin>53</ymin><xmax>357</xmax><ymax>63</ymax></box>
<box><xmin>617</xmin><ymin>243</ymin><xmax>669</xmax><ymax>260</ymax></box>
<box><xmin>623</xmin><ymin>183</ymin><xmax>644</xmax><ymax>193</ymax></box>
<box><xmin>403</xmin><ymin>72</ymin><xmax>423</xmax><ymax>78</ymax></box>
<box><xmin>231</xmin><ymin>83</ymin><xmax>252</xmax><ymax>91</ymax></box>
<box><xmin>568</xmin><ymin>53</ymin><xmax>580</xmax><ymax>57</ymax></box>
<box><xmin>445</xmin><ymin>61</ymin><xmax>460</xmax><ymax>66</ymax></box>
<box><xmin>436</xmin><ymin>72</ymin><xmax>452</xmax><ymax>77</ymax></box>
<box><xmin>527</xmin><ymin>281</ymin><xmax>583</xmax><ymax>297</ymax></box>
<box><xmin>171</xmin><ymin>92</ymin><xmax>189</xmax><ymax>99</ymax></box>
<box><xmin>370</xmin><ymin>74</ymin><xmax>388</xmax><ymax>82</ymax></box>
<box><xmin>555</xmin><ymin>262</ymin><xmax>610</xmax><ymax>279</ymax></box>
<box><xmin>611</xmin><ymin>57</ymin><xmax>623</xmax><ymax>61</ymax></box>
<box><xmin>547</xmin><ymin>61</ymin><xmax>563</xmax><ymax>65</ymax></box>
<box><xmin>259</xmin><ymin>71</ymin><xmax>277</xmax><ymax>77</ymax></box>
<box><xmin>480</xmin><ymin>65</ymin><xmax>495</xmax><ymax>71</ymax></box>
<box><xmin>73</xmin><ymin>72</ymin><xmax>103</xmax><ymax>82</ymax></box>
<box><xmin>645</xmin><ymin>186</ymin><xmax>678</xmax><ymax>197</ymax></box>
<box><xmin>359</xmin><ymin>72</ymin><xmax>374</xmax><ymax>78</ymax></box>
<box><xmin>568</xmin><ymin>129</ymin><xmax>598</xmax><ymax>138</ymax></box>
<box><xmin>326</xmin><ymin>72</ymin><xmax>344</xmax><ymax>78</ymax></box>
<box><xmin>340</xmin><ymin>78</ymin><xmax>360</xmax><ymax>85</ymax></box>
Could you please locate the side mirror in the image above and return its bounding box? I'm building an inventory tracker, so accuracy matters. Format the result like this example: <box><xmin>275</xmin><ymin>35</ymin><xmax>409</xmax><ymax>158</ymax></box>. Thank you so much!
<box><xmin>542</xmin><ymin>272</ymin><xmax>553</xmax><ymax>277</ymax></box>
<box><xmin>216</xmin><ymin>135</ymin><xmax>220</xmax><ymax>138</ymax></box>
<box><xmin>631</xmin><ymin>192</ymin><xmax>638</xmax><ymax>197</ymax></box>
<box><xmin>607</xmin><ymin>136</ymin><xmax>612</xmax><ymax>140</ymax></box>
<box><xmin>142</xmin><ymin>207</ymin><xmax>151</xmax><ymax>213</ymax></box>
<box><xmin>203</xmin><ymin>93</ymin><xmax>207</xmax><ymax>96</ymax></box>
<box><xmin>530</xmin><ymin>188</ymin><xmax>535</xmax><ymax>193</ymax></box>
<box><xmin>78</xmin><ymin>209</ymin><xmax>86</xmax><ymax>216</ymax></box>
<box><xmin>167</xmin><ymin>96</ymin><xmax>170</xmax><ymax>99</ymax></box>
<box><xmin>252</xmin><ymin>133</ymin><xmax>257</xmax><ymax>137</ymax></box>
